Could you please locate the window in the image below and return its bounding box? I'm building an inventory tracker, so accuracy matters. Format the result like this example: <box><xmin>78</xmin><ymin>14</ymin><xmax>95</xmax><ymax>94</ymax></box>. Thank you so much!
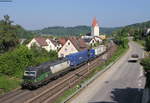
<box><xmin>68</xmin><ymin>42</ymin><xmax>70</xmax><ymax>45</ymax></box>
<box><xmin>24</xmin><ymin>71</ymin><xmax>36</xmax><ymax>77</ymax></box>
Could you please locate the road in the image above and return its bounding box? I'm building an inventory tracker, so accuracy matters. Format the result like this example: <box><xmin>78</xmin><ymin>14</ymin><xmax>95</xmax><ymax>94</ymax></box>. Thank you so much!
<box><xmin>69</xmin><ymin>42</ymin><xmax>146</xmax><ymax>103</ymax></box>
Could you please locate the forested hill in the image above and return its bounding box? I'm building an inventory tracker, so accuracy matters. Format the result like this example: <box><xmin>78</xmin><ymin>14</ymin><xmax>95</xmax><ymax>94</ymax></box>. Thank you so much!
<box><xmin>33</xmin><ymin>26</ymin><xmax>119</xmax><ymax>36</ymax></box>
<box><xmin>114</xmin><ymin>20</ymin><xmax>150</xmax><ymax>36</ymax></box>
<box><xmin>127</xmin><ymin>21</ymin><xmax>150</xmax><ymax>28</ymax></box>
<box><xmin>14</xmin><ymin>25</ymin><xmax>36</xmax><ymax>39</ymax></box>
<box><xmin>113</xmin><ymin>20</ymin><xmax>150</xmax><ymax>45</ymax></box>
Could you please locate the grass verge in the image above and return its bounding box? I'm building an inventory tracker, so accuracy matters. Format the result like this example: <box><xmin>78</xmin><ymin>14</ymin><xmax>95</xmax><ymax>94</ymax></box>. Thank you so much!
<box><xmin>53</xmin><ymin>46</ymin><xmax>128</xmax><ymax>103</ymax></box>
<box><xmin>135</xmin><ymin>40</ymin><xmax>145</xmax><ymax>46</ymax></box>
<box><xmin>0</xmin><ymin>75</ymin><xmax>21</xmax><ymax>95</ymax></box>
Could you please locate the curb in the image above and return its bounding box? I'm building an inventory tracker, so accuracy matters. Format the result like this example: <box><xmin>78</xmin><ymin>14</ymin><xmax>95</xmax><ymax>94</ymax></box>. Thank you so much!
<box><xmin>62</xmin><ymin>48</ymin><xmax>128</xmax><ymax>103</ymax></box>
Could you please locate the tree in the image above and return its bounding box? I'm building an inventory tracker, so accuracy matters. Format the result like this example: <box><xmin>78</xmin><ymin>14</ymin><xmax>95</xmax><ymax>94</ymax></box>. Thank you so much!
<box><xmin>0</xmin><ymin>15</ymin><xmax>19</xmax><ymax>53</ymax></box>
<box><xmin>145</xmin><ymin>35</ymin><xmax>150</xmax><ymax>51</ymax></box>
<box><xmin>140</xmin><ymin>57</ymin><xmax>150</xmax><ymax>88</ymax></box>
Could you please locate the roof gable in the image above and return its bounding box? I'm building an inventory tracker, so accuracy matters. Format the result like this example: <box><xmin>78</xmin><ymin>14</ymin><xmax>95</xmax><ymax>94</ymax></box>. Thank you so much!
<box><xmin>34</xmin><ymin>37</ymin><xmax>47</xmax><ymax>46</ymax></box>
<box><xmin>47</xmin><ymin>38</ymin><xmax>58</xmax><ymax>46</ymax></box>
<box><xmin>68</xmin><ymin>37</ymin><xmax>88</xmax><ymax>51</ymax></box>
<box><xmin>58</xmin><ymin>38</ymin><xmax>68</xmax><ymax>45</ymax></box>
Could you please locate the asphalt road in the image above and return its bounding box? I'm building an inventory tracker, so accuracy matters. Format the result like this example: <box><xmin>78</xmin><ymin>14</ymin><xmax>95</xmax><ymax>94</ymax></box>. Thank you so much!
<box><xmin>69</xmin><ymin>42</ymin><xmax>146</xmax><ymax>103</ymax></box>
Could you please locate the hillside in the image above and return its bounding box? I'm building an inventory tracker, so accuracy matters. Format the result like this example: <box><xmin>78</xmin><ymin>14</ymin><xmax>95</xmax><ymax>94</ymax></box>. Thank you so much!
<box><xmin>127</xmin><ymin>21</ymin><xmax>150</xmax><ymax>28</ymax></box>
<box><xmin>15</xmin><ymin>25</ymin><xmax>37</xmax><ymax>39</ymax></box>
<box><xmin>113</xmin><ymin>20</ymin><xmax>150</xmax><ymax>44</ymax></box>
<box><xmin>33</xmin><ymin>26</ymin><xmax>119</xmax><ymax>37</ymax></box>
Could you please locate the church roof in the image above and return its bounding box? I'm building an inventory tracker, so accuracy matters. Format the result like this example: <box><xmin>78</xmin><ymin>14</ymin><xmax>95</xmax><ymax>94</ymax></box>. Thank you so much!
<box><xmin>92</xmin><ymin>17</ymin><xmax>98</xmax><ymax>27</ymax></box>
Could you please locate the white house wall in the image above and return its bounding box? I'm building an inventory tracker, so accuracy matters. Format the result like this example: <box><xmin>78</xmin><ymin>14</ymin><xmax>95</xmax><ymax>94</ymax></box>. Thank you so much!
<box><xmin>58</xmin><ymin>40</ymin><xmax>78</xmax><ymax>58</ymax></box>
<box><xmin>45</xmin><ymin>39</ymin><xmax>57</xmax><ymax>51</ymax></box>
<box><xmin>94</xmin><ymin>37</ymin><xmax>103</xmax><ymax>43</ymax></box>
<box><xmin>27</xmin><ymin>38</ymin><xmax>59</xmax><ymax>52</ymax></box>
<box><xmin>27</xmin><ymin>38</ymin><xmax>40</xmax><ymax>49</ymax></box>
<box><xmin>89</xmin><ymin>39</ymin><xmax>97</xmax><ymax>45</ymax></box>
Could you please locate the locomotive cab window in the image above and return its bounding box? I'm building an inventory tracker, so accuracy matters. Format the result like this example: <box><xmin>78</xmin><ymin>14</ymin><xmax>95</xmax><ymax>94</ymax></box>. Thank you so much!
<box><xmin>24</xmin><ymin>71</ymin><xmax>36</xmax><ymax>77</ymax></box>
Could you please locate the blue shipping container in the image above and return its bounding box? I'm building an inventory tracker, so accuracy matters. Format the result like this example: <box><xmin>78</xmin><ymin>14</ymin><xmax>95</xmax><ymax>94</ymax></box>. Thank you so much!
<box><xmin>66</xmin><ymin>50</ymin><xmax>89</xmax><ymax>68</ymax></box>
<box><xmin>88</xmin><ymin>49</ymin><xmax>96</xmax><ymax>60</ymax></box>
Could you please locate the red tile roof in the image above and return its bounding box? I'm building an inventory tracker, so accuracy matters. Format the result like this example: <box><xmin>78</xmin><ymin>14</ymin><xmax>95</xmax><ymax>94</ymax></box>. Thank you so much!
<box><xmin>58</xmin><ymin>38</ymin><xmax>68</xmax><ymax>45</ymax></box>
<box><xmin>47</xmin><ymin>38</ymin><xmax>59</xmax><ymax>46</ymax></box>
<box><xmin>68</xmin><ymin>37</ymin><xmax>88</xmax><ymax>51</ymax></box>
<box><xmin>34</xmin><ymin>37</ymin><xmax>47</xmax><ymax>46</ymax></box>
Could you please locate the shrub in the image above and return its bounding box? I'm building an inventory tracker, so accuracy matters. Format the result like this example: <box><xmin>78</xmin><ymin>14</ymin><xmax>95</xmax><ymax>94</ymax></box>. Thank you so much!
<box><xmin>140</xmin><ymin>57</ymin><xmax>150</xmax><ymax>72</ymax></box>
<box><xmin>0</xmin><ymin>45</ymin><xmax>57</xmax><ymax>78</ymax></box>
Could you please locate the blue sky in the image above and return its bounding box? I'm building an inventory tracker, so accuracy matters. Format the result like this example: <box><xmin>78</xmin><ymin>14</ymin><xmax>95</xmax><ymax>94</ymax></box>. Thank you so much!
<box><xmin>0</xmin><ymin>0</ymin><xmax>150</xmax><ymax>30</ymax></box>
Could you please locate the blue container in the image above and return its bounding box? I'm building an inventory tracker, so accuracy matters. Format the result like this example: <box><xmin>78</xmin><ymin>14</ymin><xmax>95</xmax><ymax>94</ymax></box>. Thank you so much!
<box><xmin>88</xmin><ymin>49</ymin><xmax>96</xmax><ymax>60</ymax></box>
<box><xmin>66</xmin><ymin>50</ymin><xmax>89</xmax><ymax>68</ymax></box>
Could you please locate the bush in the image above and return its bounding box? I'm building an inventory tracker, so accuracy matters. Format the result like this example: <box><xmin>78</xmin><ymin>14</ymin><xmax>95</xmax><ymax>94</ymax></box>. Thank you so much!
<box><xmin>0</xmin><ymin>45</ymin><xmax>57</xmax><ymax>78</ymax></box>
<box><xmin>140</xmin><ymin>57</ymin><xmax>150</xmax><ymax>88</ymax></box>
<box><xmin>140</xmin><ymin>57</ymin><xmax>150</xmax><ymax>72</ymax></box>
<box><xmin>145</xmin><ymin>36</ymin><xmax>150</xmax><ymax>51</ymax></box>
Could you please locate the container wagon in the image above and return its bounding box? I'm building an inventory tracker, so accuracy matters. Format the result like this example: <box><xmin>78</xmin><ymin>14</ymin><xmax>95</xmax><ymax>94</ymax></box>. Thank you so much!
<box><xmin>66</xmin><ymin>50</ymin><xmax>89</xmax><ymax>68</ymax></box>
<box><xmin>88</xmin><ymin>49</ymin><xmax>96</xmax><ymax>60</ymax></box>
<box><xmin>94</xmin><ymin>45</ymin><xmax>106</xmax><ymax>56</ymax></box>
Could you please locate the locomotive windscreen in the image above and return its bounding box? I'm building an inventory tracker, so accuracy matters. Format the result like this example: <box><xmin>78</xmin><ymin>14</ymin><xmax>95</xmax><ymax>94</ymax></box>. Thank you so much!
<box><xmin>23</xmin><ymin>71</ymin><xmax>36</xmax><ymax>78</ymax></box>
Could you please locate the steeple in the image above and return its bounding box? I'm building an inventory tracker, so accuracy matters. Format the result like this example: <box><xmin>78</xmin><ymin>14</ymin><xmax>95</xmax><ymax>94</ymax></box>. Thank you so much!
<box><xmin>92</xmin><ymin>17</ymin><xmax>98</xmax><ymax>27</ymax></box>
<box><xmin>91</xmin><ymin>17</ymin><xmax>99</xmax><ymax>36</ymax></box>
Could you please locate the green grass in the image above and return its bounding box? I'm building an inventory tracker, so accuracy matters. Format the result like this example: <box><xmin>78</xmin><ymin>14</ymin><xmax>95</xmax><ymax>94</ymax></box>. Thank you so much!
<box><xmin>53</xmin><ymin>45</ymin><xmax>128</xmax><ymax>103</ymax></box>
<box><xmin>135</xmin><ymin>40</ymin><xmax>145</xmax><ymax>46</ymax></box>
<box><xmin>0</xmin><ymin>75</ymin><xmax>21</xmax><ymax>95</ymax></box>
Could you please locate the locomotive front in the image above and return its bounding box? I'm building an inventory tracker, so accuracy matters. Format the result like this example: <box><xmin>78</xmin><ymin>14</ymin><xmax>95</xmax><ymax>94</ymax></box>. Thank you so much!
<box><xmin>22</xmin><ymin>67</ymin><xmax>37</xmax><ymax>88</ymax></box>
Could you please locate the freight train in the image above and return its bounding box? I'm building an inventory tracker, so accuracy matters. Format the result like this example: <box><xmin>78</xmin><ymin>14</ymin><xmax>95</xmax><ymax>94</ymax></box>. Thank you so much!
<box><xmin>22</xmin><ymin>45</ymin><xmax>106</xmax><ymax>89</ymax></box>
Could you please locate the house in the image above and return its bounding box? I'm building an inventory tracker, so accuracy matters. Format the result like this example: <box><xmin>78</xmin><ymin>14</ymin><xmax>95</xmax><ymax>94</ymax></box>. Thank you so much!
<box><xmin>57</xmin><ymin>38</ymin><xmax>68</xmax><ymax>47</ymax></box>
<box><xmin>27</xmin><ymin>37</ymin><xmax>60</xmax><ymax>51</ymax></box>
<box><xmin>99</xmin><ymin>35</ymin><xmax>106</xmax><ymax>40</ymax></box>
<box><xmin>58</xmin><ymin>37</ymin><xmax>88</xmax><ymax>58</ymax></box>
<box><xmin>94</xmin><ymin>36</ymin><xmax>103</xmax><ymax>43</ymax></box>
<box><xmin>19</xmin><ymin>38</ymin><xmax>26</xmax><ymax>44</ymax></box>
<box><xmin>82</xmin><ymin>36</ymin><xmax>103</xmax><ymax>46</ymax></box>
<box><xmin>45</xmin><ymin>38</ymin><xmax>60</xmax><ymax>51</ymax></box>
<box><xmin>27</xmin><ymin>37</ymin><xmax>47</xmax><ymax>49</ymax></box>
<box><xmin>146</xmin><ymin>28</ymin><xmax>150</xmax><ymax>35</ymax></box>
<box><xmin>82</xmin><ymin>38</ymin><xmax>97</xmax><ymax>46</ymax></box>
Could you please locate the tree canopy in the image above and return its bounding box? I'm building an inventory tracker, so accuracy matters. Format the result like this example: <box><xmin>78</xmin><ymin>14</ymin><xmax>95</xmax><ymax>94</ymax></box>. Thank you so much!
<box><xmin>0</xmin><ymin>15</ymin><xmax>37</xmax><ymax>53</ymax></box>
<box><xmin>33</xmin><ymin>26</ymin><xmax>118</xmax><ymax>36</ymax></box>
<box><xmin>0</xmin><ymin>15</ymin><xmax>18</xmax><ymax>53</ymax></box>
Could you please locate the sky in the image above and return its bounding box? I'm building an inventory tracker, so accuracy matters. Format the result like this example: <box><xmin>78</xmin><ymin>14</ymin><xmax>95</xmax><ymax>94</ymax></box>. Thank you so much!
<box><xmin>0</xmin><ymin>0</ymin><xmax>150</xmax><ymax>30</ymax></box>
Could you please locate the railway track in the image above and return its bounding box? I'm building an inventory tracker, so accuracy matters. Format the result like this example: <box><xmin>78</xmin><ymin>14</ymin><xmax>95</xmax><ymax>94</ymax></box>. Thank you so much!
<box><xmin>0</xmin><ymin>43</ymin><xmax>117</xmax><ymax>103</ymax></box>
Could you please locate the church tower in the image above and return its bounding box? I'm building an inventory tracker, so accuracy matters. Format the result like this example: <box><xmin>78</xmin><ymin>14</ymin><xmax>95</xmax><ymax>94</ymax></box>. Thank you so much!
<box><xmin>91</xmin><ymin>17</ymin><xmax>99</xmax><ymax>36</ymax></box>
